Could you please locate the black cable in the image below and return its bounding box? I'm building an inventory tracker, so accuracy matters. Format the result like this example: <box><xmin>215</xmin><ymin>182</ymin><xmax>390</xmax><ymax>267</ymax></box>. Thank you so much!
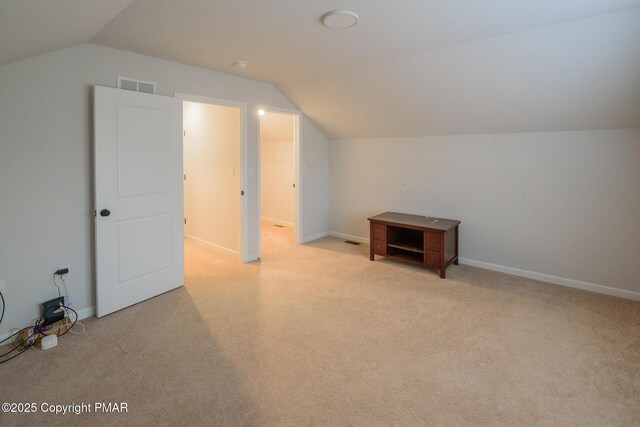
<box><xmin>1</xmin><ymin>310</ymin><xmax>49</xmax><ymax>357</ymax></box>
<box><xmin>0</xmin><ymin>290</ymin><xmax>5</xmax><ymax>325</ymax></box>
<box><xmin>0</xmin><ymin>345</ymin><xmax>32</xmax><ymax>364</ymax></box>
<box><xmin>52</xmin><ymin>274</ymin><xmax>61</xmax><ymax>298</ymax></box>
<box><xmin>59</xmin><ymin>305</ymin><xmax>78</xmax><ymax>336</ymax></box>
<box><xmin>0</xmin><ymin>303</ymin><xmax>78</xmax><ymax>363</ymax></box>
<box><xmin>0</xmin><ymin>297</ymin><xmax>56</xmax><ymax>360</ymax></box>
<box><xmin>36</xmin><ymin>303</ymin><xmax>75</xmax><ymax>335</ymax></box>
<box><xmin>35</xmin><ymin>303</ymin><xmax>61</xmax><ymax>336</ymax></box>
<box><xmin>0</xmin><ymin>329</ymin><xmax>22</xmax><ymax>346</ymax></box>
<box><xmin>0</xmin><ymin>329</ymin><xmax>37</xmax><ymax>358</ymax></box>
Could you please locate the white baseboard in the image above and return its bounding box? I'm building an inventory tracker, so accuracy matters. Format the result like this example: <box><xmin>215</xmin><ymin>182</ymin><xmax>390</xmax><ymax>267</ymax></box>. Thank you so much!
<box><xmin>329</xmin><ymin>231</ymin><xmax>370</xmax><ymax>244</ymax></box>
<box><xmin>187</xmin><ymin>235</ymin><xmax>239</xmax><ymax>256</ymax></box>
<box><xmin>458</xmin><ymin>258</ymin><xmax>640</xmax><ymax>301</ymax></box>
<box><xmin>261</xmin><ymin>216</ymin><xmax>294</xmax><ymax>228</ymax></box>
<box><xmin>329</xmin><ymin>231</ymin><xmax>640</xmax><ymax>301</ymax></box>
<box><xmin>244</xmin><ymin>254</ymin><xmax>260</xmax><ymax>263</ymax></box>
<box><xmin>301</xmin><ymin>231</ymin><xmax>329</xmax><ymax>244</ymax></box>
<box><xmin>75</xmin><ymin>306</ymin><xmax>95</xmax><ymax>320</ymax></box>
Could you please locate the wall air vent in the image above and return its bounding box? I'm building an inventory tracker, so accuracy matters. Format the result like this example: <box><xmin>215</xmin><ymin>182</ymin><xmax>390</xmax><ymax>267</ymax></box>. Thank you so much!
<box><xmin>138</xmin><ymin>82</ymin><xmax>155</xmax><ymax>94</ymax></box>
<box><xmin>117</xmin><ymin>76</ymin><xmax>157</xmax><ymax>94</ymax></box>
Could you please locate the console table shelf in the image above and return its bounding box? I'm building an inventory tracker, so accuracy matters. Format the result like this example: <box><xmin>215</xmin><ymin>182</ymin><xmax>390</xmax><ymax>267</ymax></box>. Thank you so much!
<box><xmin>368</xmin><ymin>212</ymin><xmax>460</xmax><ymax>279</ymax></box>
<box><xmin>386</xmin><ymin>248</ymin><xmax>424</xmax><ymax>265</ymax></box>
<box><xmin>386</xmin><ymin>242</ymin><xmax>424</xmax><ymax>253</ymax></box>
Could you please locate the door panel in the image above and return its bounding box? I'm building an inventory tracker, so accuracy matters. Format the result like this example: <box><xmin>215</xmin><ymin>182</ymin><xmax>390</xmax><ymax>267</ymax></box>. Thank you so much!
<box><xmin>116</xmin><ymin>213</ymin><xmax>173</xmax><ymax>283</ymax></box>
<box><xmin>116</xmin><ymin>105</ymin><xmax>172</xmax><ymax>197</ymax></box>
<box><xmin>94</xmin><ymin>86</ymin><xmax>183</xmax><ymax>317</ymax></box>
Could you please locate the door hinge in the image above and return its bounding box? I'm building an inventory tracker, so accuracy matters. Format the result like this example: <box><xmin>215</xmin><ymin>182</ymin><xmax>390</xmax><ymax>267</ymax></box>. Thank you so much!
<box><xmin>240</xmin><ymin>191</ymin><xmax>244</xmax><ymax>196</ymax></box>
<box><xmin>93</xmin><ymin>210</ymin><xmax>97</xmax><ymax>218</ymax></box>
<box><xmin>184</xmin><ymin>218</ymin><xmax>187</xmax><ymax>224</ymax></box>
<box><xmin>184</xmin><ymin>174</ymin><xmax>186</xmax><ymax>181</ymax></box>
<box><xmin>293</xmin><ymin>183</ymin><xmax>296</xmax><ymax>188</ymax></box>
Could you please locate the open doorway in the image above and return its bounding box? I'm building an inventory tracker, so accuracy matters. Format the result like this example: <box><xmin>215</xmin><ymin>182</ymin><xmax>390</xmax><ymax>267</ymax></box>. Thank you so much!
<box><xmin>182</xmin><ymin>99</ymin><xmax>243</xmax><ymax>259</ymax></box>
<box><xmin>258</xmin><ymin>109</ymin><xmax>299</xmax><ymax>256</ymax></box>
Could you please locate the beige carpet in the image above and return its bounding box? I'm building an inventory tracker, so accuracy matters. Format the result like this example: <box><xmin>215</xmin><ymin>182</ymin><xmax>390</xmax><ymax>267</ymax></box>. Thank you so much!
<box><xmin>1</xmin><ymin>223</ymin><xmax>639</xmax><ymax>426</ymax></box>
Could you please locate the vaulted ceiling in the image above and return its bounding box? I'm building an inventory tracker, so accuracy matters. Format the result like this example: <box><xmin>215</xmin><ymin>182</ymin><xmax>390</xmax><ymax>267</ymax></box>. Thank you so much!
<box><xmin>2</xmin><ymin>0</ymin><xmax>640</xmax><ymax>139</ymax></box>
<box><xmin>0</xmin><ymin>0</ymin><xmax>134</xmax><ymax>67</ymax></box>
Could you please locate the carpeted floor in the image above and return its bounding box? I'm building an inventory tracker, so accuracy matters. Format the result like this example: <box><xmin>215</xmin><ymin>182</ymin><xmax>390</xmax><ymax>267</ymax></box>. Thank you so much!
<box><xmin>1</xmin><ymin>223</ymin><xmax>639</xmax><ymax>426</ymax></box>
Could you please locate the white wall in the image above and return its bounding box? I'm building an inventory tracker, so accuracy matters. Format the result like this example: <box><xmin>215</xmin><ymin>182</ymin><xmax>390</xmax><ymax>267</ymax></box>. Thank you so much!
<box><xmin>331</xmin><ymin>130</ymin><xmax>640</xmax><ymax>298</ymax></box>
<box><xmin>299</xmin><ymin>118</ymin><xmax>331</xmax><ymax>241</ymax></box>
<box><xmin>184</xmin><ymin>101</ymin><xmax>241</xmax><ymax>253</ymax></box>
<box><xmin>0</xmin><ymin>43</ymin><xmax>330</xmax><ymax>336</ymax></box>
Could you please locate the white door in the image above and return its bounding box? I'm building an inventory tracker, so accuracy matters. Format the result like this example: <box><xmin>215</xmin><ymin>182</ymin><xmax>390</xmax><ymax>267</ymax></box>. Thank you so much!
<box><xmin>94</xmin><ymin>86</ymin><xmax>184</xmax><ymax>317</ymax></box>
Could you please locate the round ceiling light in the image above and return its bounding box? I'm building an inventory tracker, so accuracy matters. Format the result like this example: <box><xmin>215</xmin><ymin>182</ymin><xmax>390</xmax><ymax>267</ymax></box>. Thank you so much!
<box><xmin>233</xmin><ymin>59</ymin><xmax>248</xmax><ymax>69</ymax></box>
<box><xmin>322</xmin><ymin>9</ymin><xmax>359</xmax><ymax>29</ymax></box>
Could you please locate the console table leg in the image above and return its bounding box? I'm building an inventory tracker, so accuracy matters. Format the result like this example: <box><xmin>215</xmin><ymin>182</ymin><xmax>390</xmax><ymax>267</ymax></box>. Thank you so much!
<box><xmin>453</xmin><ymin>225</ymin><xmax>459</xmax><ymax>265</ymax></box>
<box><xmin>440</xmin><ymin>268</ymin><xmax>446</xmax><ymax>279</ymax></box>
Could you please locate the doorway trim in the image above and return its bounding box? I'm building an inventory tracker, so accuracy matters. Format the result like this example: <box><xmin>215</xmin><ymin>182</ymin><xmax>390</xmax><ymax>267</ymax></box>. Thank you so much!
<box><xmin>257</xmin><ymin>106</ymin><xmax>302</xmax><ymax>258</ymax></box>
<box><xmin>175</xmin><ymin>92</ymin><xmax>250</xmax><ymax>263</ymax></box>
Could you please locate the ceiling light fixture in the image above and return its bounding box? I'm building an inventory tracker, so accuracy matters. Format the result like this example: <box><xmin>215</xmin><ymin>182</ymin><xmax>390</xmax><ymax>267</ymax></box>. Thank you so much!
<box><xmin>258</xmin><ymin>109</ymin><xmax>265</xmax><ymax>116</ymax></box>
<box><xmin>233</xmin><ymin>59</ymin><xmax>248</xmax><ymax>69</ymax></box>
<box><xmin>322</xmin><ymin>9</ymin><xmax>359</xmax><ymax>29</ymax></box>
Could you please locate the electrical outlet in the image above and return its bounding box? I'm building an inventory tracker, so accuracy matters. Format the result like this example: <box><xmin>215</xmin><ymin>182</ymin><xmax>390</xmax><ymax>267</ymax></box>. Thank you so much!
<box><xmin>57</xmin><ymin>265</ymin><xmax>71</xmax><ymax>280</ymax></box>
<box><xmin>0</xmin><ymin>279</ymin><xmax>5</xmax><ymax>294</ymax></box>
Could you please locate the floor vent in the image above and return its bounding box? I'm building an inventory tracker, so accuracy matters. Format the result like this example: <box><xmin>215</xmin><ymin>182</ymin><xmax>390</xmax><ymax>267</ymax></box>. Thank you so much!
<box><xmin>273</xmin><ymin>224</ymin><xmax>284</xmax><ymax>228</ymax></box>
<box><xmin>344</xmin><ymin>240</ymin><xmax>361</xmax><ymax>245</ymax></box>
<box><xmin>118</xmin><ymin>76</ymin><xmax>157</xmax><ymax>94</ymax></box>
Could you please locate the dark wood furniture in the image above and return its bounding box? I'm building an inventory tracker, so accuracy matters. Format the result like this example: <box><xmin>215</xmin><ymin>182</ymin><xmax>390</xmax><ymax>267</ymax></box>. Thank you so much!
<box><xmin>368</xmin><ymin>212</ymin><xmax>460</xmax><ymax>279</ymax></box>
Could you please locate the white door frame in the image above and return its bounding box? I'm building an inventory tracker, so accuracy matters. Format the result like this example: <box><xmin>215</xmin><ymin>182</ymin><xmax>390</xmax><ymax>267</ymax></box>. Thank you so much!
<box><xmin>174</xmin><ymin>92</ymin><xmax>250</xmax><ymax>263</ymax></box>
<box><xmin>257</xmin><ymin>106</ymin><xmax>302</xmax><ymax>256</ymax></box>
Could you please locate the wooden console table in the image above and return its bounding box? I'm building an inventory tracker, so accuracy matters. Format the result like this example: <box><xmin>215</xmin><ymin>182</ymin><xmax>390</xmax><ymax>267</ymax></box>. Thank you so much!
<box><xmin>368</xmin><ymin>212</ymin><xmax>460</xmax><ymax>279</ymax></box>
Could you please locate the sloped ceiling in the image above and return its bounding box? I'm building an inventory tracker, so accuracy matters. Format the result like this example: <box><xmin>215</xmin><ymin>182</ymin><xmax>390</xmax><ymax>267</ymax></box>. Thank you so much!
<box><xmin>281</xmin><ymin>9</ymin><xmax>640</xmax><ymax>138</ymax></box>
<box><xmin>2</xmin><ymin>1</ymin><xmax>640</xmax><ymax>138</ymax></box>
<box><xmin>0</xmin><ymin>0</ymin><xmax>134</xmax><ymax>66</ymax></box>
